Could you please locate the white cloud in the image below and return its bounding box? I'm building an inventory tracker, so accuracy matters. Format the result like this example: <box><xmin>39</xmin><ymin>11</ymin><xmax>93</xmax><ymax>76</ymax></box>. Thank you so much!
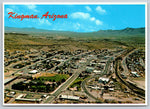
<box><xmin>90</xmin><ymin>17</ymin><xmax>95</xmax><ymax>21</ymax></box>
<box><xmin>6</xmin><ymin>8</ymin><xmax>14</xmax><ymax>13</ymax></box>
<box><xmin>96</xmin><ymin>6</ymin><xmax>106</xmax><ymax>14</ymax></box>
<box><xmin>71</xmin><ymin>12</ymin><xmax>90</xmax><ymax>19</ymax></box>
<box><xmin>74</xmin><ymin>23</ymin><xmax>81</xmax><ymax>30</ymax></box>
<box><xmin>38</xmin><ymin>19</ymin><xmax>51</xmax><ymax>25</ymax></box>
<box><xmin>95</xmin><ymin>20</ymin><xmax>103</xmax><ymax>25</ymax></box>
<box><xmin>85</xmin><ymin>6</ymin><xmax>92</xmax><ymax>11</ymax></box>
<box><xmin>71</xmin><ymin>12</ymin><xmax>103</xmax><ymax>26</ymax></box>
<box><xmin>26</xmin><ymin>4</ymin><xmax>38</xmax><ymax>12</ymax></box>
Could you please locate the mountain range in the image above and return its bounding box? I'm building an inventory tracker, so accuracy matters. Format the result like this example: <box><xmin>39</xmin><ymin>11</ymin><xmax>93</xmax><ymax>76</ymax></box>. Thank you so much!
<box><xmin>5</xmin><ymin>26</ymin><xmax>145</xmax><ymax>38</ymax></box>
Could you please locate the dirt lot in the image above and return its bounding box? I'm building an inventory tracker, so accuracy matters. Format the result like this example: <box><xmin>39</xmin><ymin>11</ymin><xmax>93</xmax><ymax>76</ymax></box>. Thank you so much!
<box><xmin>32</xmin><ymin>72</ymin><xmax>56</xmax><ymax>79</ymax></box>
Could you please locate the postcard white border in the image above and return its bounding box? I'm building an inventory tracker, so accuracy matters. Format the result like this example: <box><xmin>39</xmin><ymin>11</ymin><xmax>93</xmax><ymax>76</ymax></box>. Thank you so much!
<box><xmin>2</xmin><ymin>2</ymin><xmax>148</xmax><ymax>106</ymax></box>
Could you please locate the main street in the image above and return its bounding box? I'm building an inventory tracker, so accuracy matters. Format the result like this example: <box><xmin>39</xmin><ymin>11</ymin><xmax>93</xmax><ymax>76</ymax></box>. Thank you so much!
<box><xmin>81</xmin><ymin>50</ymin><xmax>124</xmax><ymax>102</ymax></box>
<box><xmin>5</xmin><ymin>51</ymin><xmax>91</xmax><ymax>104</ymax></box>
<box><xmin>44</xmin><ymin>52</ymin><xmax>90</xmax><ymax>103</ymax></box>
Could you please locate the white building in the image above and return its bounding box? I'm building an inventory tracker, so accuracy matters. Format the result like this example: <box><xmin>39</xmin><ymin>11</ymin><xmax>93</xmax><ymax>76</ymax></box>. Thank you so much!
<box><xmin>59</xmin><ymin>95</ymin><xmax>80</xmax><ymax>101</ymax></box>
<box><xmin>130</xmin><ymin>71</ymin><xmax>140</xmax><ymax>77</ymax></box>
<box><xmin>91</xmin><ymin>86</ymin><xmax>100</xmax><ymax>90</ymax></box>
<box><xmin>99</xmin><ymin>77</ymin><xmax>109</xmax><ymax>84</ymax></box>
<box><xmin>93</xmin><ymin>70</ymin><xmax>102</xmax><ymax>74</ymax></box>
<box><xmin>15</xmin><ymin>94</ymin><xmax>42</xmax><ymax>102</ymax></box>
<box><xmin>28</xmin><ymin>70</ymin><xmax>38</xmax><ymax>74</ymax></box>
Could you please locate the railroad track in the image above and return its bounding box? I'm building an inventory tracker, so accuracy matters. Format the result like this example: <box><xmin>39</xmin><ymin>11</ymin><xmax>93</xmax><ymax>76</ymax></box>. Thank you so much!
<box><xmin>81</xmin><ymin>76</ymin><xmax>102</xmax><ymax>102</ymax></box>
<box><xmin>114</xmin><ymin>49</ymin><xmax>145</xmax><ymax>99</ymax></box>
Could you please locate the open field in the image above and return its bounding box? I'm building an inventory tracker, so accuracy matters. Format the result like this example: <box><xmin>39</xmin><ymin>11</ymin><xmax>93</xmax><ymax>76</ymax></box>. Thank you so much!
<box><xmin>4</xmin><ymin>27</ymin><xmax>145</xmax><ymax>51</ymax></box>
<box><xmin>32</xmin><ymin>73</ymin><xmax>56</xmax><ymax>79</ymax></box>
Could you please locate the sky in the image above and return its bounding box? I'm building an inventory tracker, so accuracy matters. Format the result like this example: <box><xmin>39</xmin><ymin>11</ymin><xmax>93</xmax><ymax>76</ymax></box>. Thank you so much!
<box><xmin>4</xmin><ymin>4</ymin><xmax>145</xmax><ymax>32</ymax></box>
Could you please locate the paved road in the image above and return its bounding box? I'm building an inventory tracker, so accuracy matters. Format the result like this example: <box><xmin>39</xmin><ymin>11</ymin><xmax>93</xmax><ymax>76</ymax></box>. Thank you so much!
<box><xmin>80</xmin><ymin>51</ymin><xmax>124</xmax><ymax>102</ymax></box>
<box><xmin>115</xmin><ymin>49</ymin><xmax>145</xmax><ymax>99</ymax></box>
<box><xmin>5</xmin><ymin>51</ymin><xmax>91</xmax><ymax>104</ymax></box>
<box><xmin>121</xmin><ymin>49</ymin><xmax>137</xmax><ymax>76</ymax></box>
<box><xmin>81</xmin><ymin>57</ymin><xmax>113</xmax><ymax>102</ymax></box>
<box><xmin>43</xmin><ymin>52</ymin><xmax>91</xmax><ymax>103</ymax></box>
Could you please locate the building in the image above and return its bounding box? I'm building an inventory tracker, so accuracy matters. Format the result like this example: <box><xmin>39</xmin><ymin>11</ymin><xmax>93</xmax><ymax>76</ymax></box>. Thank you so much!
<box><xmin>59</xmin><ymin>95</ymin><xmax>80</xmax><ymax>101</ymax></box>
<box><xmin>4</xmin><ymin>77</ymin><xmax>18</xmax><ymax>85</ymax></box>
<box><xmin>93</xmin><ymin>70</ymin><xmax>102</xmax><ymax>74</ymax></box>
<box><xmin>28</xmin><ymin>70</ymin><xmax>38</xmax><ymax>74</ymax></box>
<box><xmin>91</xmin><ymin>86</ymin><xmax>100</xmax><ymax>90</ymax></box>
<box><xmin>130</xmin><ymin>71</ymin><xmax>140</xmax><ymax>77</ymax></box>
<box><xmin>99</xmin><ymin>77</ymin><xmax>109</xmax><ymax>84</ymax></box>
<box><xmin>86</xmin><ymin>67</ymin><xmax>94</xmax><ymax>73</ymax></box>
<box><xmin>15</xmin><ymin>94</ymin><xmax>42</xmax><ymax>102</ymax></box>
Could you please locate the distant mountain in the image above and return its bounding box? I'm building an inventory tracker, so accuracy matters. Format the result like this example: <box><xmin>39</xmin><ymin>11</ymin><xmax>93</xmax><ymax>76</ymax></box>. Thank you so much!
<box><xmin>4</xmin><ymin>26</ymin><xmax>145</xmax><ymax>38</ymax></box>
<box><xmin>5</xmin><ymin>26</ymin><xmax>71</xmax><ymax>33</ymax></box>
<box><xmin>96</xmin><ymin>27</ymin><xmax>145</xmax><ymax>35</ymax></box>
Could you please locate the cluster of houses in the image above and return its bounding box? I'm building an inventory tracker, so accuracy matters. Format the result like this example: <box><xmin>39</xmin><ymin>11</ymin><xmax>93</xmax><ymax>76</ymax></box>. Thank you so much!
<box><xmin>126</xmin><ymin>50</ymin><xmax>145</xmax><ymax>78</ymax></box>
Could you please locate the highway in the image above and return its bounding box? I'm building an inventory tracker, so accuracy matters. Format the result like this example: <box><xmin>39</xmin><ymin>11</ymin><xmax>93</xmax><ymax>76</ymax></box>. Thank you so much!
<box><xmin>43</xmin><ymin>51</ymin><xmax>91</xmax><ymax>103</ymax></box>
<box><xmin>80</xmin><ymin>50</ymin><xmax>125</xmax><ymax>102</ymax></box>
<box><xmin>5</xmin><ymin>51</ymin><xmax>91</xmax><ymax>104</ymax></box>
<box><xmin>81</xmin><ymin>56</ymin><xmax>114</xmax><ymax>102</ymax></box>
<box><xmin>114</xmin><ymin>49</ymin><xmax>145</xmax><ymax>99</ymax></box>
<box><xmin>121</xmin><ymin>49</ymin><xmax>137</xmax><ymax>76</ymax></box>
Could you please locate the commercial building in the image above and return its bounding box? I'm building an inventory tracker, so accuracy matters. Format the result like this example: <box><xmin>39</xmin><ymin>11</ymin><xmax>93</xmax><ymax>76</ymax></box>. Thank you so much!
<box><xmin>59</xmin><ymin>95</ymin><xmax>80</xmax><ymax>101</ymax></box>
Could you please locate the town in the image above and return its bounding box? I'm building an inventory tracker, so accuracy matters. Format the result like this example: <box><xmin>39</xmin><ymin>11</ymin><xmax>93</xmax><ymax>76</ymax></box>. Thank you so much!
<box><xmin>4</xmin><ymin>43</ymin><xmax>145</xmax><ymax>104</ymax></box>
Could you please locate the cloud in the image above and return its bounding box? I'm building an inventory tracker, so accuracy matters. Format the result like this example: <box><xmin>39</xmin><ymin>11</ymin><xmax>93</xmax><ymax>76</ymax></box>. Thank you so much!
<box><xmin>74</xmin><ymin>23</ymin><xmax>81</xmax><ymax>30</ymax></box>
<box><xmin>85</xmin><ymin>6</ymin><xmax>92</xmax><ymax>11</ymax></box>
<box><xmin>96</xmin><ymin>6</ymin><xmax>106</xmax><ymax>14</ymax></box>
<box><xmin>90</xmin><ymin>17</ymin><xmax>95</xmax><ymax>21</ymax></box>
<box><xmin>71</xmin><ymin>12</ymin><xmax>103</xmax><ymax>26</ymax></box>
<box><xmin>26</xmin><ymin>4</ymin><xmax>38</xmax><ymax>12</ymax></box>
<box><xmin>38</xmin><ymin>19</ymin><xmax>51</xmax><ymax>26</ymax></box>
<box><xmin>6</xmin><ymin>8</ymin><xmax>14</xmax><ymax>13</ymax></box>
<box><xmin>95</xmin><ymin>20</ymin><xmax>103</xmax><ymax>25</ymax></box>
<box><xmin>71</xmin><ymin>12</ymin><xmax>90</xmax><ymax>19</ymax></box>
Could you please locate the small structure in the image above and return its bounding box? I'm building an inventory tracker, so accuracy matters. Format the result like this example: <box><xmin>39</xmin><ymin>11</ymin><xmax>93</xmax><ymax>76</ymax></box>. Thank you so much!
<box><xmin>28</xmin><ymin>70</ymin><xmax>38</xmax><ymax>74</ymax></box>
<box><xmin>4</xmin><ymin>77</ymin><xmax>18</xmax><ymax>85</ymax></box>
<box><xmin>59</xmin><ymin>95</ymin><xmax>80</xmax><ymax>101</ymax></box>
<box><xmin>6</xmin><ymin>91</ymin><xmax>16</xmax><ymax>98</ymax></box>
<box><xmin>130</xmin><ymin>71</ymin><xmax>140</xmax><ymax>77</ymax></box>
<box><xmin>15</xmin><ymin>94</ymin><xmax>42</xmax><ymax>102</ymax></box>
<box><xmin>91</xmin><ymin>86</ymin><xmax>100</xmax><ymax>90</ymax></box>
<box><xmin>93</xmin><ymin>70</ymin><xmax>102</xmax><ymax>74</ymax></box>
<box><xmin>99</xmin><ymin>77</ymin><xmax>109</xmax><ymax>84</ymax></box>
<box><xmin>41</xmin><ymin>95</ymin><xmax>47</xmax><ymax>98</ymax></box>
<box><xmin>86</xmin><ymin>67</ymin><xmax>94</xmax><ymax>73</ymax></box>
<box><xmin>109</xmin><ymin>88</ymin><xmax>114</xmax><ymax>91</ymax></box>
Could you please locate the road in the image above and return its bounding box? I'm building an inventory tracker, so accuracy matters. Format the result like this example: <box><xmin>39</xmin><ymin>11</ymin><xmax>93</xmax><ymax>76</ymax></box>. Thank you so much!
<box><xmin>114</xmin><ymin>49</ymin><xmax>145</xmax><ymax>99</ymax></box>
<box><xmin>80</xmin><ymin>50</ymin><xmax>125</xmax><ymax>102</ymax></box>
<box><xmin>121</xmin><ymin>49</ymin><xmax>137</xmax><ymax>76</ymax></box>
<box><xmin>81</xmin><ymin>56</ymin><xmax>114</xmax><ymax>102</ymax></box>
<box><xmin>44</xmin><ymin>70</ymin><xmax>82</xmax><ymax>103</ymax></box>
<box><xmin>43</xmin><ymin>52</ymin><xmax>91</xmax><ymax>103</ymax></box>
<box><xmin>5</xmin><ymin>51</ymin><xmax>91</xmax><ymax>104</ymax></box>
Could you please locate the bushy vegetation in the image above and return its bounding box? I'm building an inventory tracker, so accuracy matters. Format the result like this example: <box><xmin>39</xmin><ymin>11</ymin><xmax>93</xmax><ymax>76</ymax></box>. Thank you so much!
<box><xmin>69</xmin><ymin>78</ymin><xmax>84</xmax><ymax>91</ymax></box>
<box><xmin>12</xmin><ymin>74</ymin><xmax>69</xmax><ymax>92</ymax></box>
<box><xmin>38</xmin><ymin>74</ymin><xmax>69</xmax><ymax>82</ymax></box>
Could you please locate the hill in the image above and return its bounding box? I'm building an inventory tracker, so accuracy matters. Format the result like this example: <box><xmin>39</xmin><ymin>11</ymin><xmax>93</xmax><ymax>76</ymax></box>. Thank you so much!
<box><xmin>5</xmin><ymin>26</ymin><xmax>145</xmax><ymax>38</ymax></box>
<box><xmin>4</xmin><ymin>27</ymin><xmax>145</xmax><ymax>51</ymax></box>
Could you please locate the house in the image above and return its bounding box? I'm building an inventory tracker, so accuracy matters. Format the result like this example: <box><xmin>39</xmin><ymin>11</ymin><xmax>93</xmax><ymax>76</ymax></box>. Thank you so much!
<box><xmin>59</xmin><ymin>95</ymin><xmax>80</xmax><ymax>101</ymax></box>
<box><xmin>130</xmin><ymin>71</ymin><xmax>140</xmax><ymax>77</ymax></box>
<box><xmin>28</xmin><ymin>70</ymin><xmax>38</xmax><ymax>74</ymax></box>
<box><xmin>86</xmin><ymin>67</ymin><xmax>94</xmax><ymax>73</ymax></box>
<box><xmin>93</xmin><ymin>70</ymin><xmax>102</xmax><ymax>74</ymax></box>
<box><xmin>91</xmin><ymin>86</ymin><xmax>100</xmax><ymax>90</ymax></box>
<box><xmin>15</xmin><ymin>94</ymin><xmax>42</xmax><ymax>102</ymax></box>
<box><xmin>99</xmin><ymin>77</ymin><xmax>109</xmax><ymax>84</ymax></box>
